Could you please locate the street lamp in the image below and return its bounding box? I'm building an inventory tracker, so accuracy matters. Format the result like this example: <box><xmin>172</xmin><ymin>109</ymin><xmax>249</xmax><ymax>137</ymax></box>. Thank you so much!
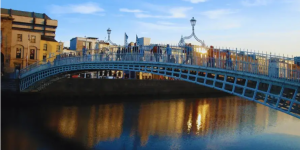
<box><xmin>190</xmin><ymin>17</ymin><xmax>196</xmax><ymax>31</ymax></box>
<box><xmin>178</xmin><ymin>17</ymin><xmax>205</xmax><ymax>47</ymax></box>
<box><xmin>106</xmin><ymin>28</ymin><xmax>117</xmax><ymax>46</ymax></box>
<box><xmin>107</xmin><ymin>28</ymin><xmax>111</xmax><ymax>35</ymax></box>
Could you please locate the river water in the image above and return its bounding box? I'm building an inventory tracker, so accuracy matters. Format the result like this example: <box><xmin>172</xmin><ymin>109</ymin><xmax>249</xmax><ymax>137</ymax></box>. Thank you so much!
<box><xmin>2</xmin><ymin>96</ymin><xmax>300</xmax><ymax>150</ymax></box>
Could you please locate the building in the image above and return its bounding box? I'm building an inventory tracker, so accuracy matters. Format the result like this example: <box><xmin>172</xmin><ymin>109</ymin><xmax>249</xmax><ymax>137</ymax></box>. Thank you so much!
<box><xmin>1</xmin><ymin>8</ymin><xmax>58</xmax><ymax>71</ymax></box>
<box><xmin>1</xmin><ymin>8</ymin><xmax>58</xmax><ymax>38</ymax></box>
<box><xmin>70</xmin><ymin>37</ymin><xmax>99</xmax><ymax>51</ymax></box>
<box><xmin>40</xmin><ymin>36</ymin><xmax>63</xmax><ymax>61</ymax></box>
<box><xmin>63</xmin><ymin>47</ymin><xmax>77</xmax><ymax>55</ymax></box>
<box><xmin>1</xmin><ymin>15</ymin><xmax>13</xmax><ymax>73</ymax></box>
<box><xmin>11</xmin><ymin>29</ymin><xmax>42</xmax><ymax>70</ymax></box>
<box><xmin>70</xmin><ymin>37</ymin><xmax>120</xmax><ymax>55</ymax></box>
<box><xmin>295</xmin><ymin>57</ymin><xmax>300</xmax><ymax>66</ymax></box>
<box><xmin>137</xmin><ymin>37</ymin><xmax>151</xmax><ymax>46</ymax></box>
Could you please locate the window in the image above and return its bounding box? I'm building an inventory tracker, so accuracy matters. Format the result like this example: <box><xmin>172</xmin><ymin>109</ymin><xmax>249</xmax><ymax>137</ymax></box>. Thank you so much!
<box><xmin>17</xmin><ymin>34</ymin><xmax>22</xmax><ymax>41</ymax></box>
<box><xmin>43</xmin><ymin>44</ymin><xmax>47</xmax><ymax>51</ymax></box>
<box><xmin>56</xmin><ymin>45</ymin><xmax>60</xmax><ymax>52</ymax></box>
<box><xmin>43</xmin><ymin>54</ymin><xmax>47</xmax><ymax>61</ymax></box>
<box><xmin>30</xmin><ymin>35</ymin><xmax>36</xmax><ymax>43</ymax></box>
<box><xmin>30</xmin><ymin>49</ymin><xmax>35</xmax><ymax>59</ymax></box>
<box><xmin>89</xmin><ymin>42</ymin><xmax>92</xmax><ymax>50</ymax></box>
<box><xmin>83</xmin><ymin>42</ymin><xmax>86</xmax><ymax>49</ymax></box>
<box><xmin>16</xmin><ymin>48</ymin><xmax>22</xmax><ymax>58</ymax></box>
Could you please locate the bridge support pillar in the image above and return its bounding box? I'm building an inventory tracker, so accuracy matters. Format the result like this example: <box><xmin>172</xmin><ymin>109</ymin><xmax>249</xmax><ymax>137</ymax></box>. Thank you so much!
<box><xmin>264</xmin><ymin>83</ymin><xmax>272</xmax><ymax>103</ymax></box>
<box><xmin>276</xmin><ymin>86</ymin><xmax>285</xmax><ymax>108</ymax></box>
<box><xmin>253</xmin><ymin>81</ymin><xmax>260</xmax><ymax>100</ymax></box>
<box><xmin>288</xmin><ymin>88</ymin><xmax>298</xmax><ymax>112</ymax></box>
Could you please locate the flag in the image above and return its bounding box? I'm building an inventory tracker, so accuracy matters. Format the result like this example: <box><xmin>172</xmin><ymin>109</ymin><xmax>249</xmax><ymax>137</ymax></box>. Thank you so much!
<box><xmin>125</xmin><ymin>33</ymin><xmax>128</xmax><ymax>46</ymax></box>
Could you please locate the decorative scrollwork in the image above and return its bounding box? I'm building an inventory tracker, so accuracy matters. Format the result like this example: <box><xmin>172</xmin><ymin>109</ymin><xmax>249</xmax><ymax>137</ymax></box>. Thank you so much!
<box><xmin>107</xmin><ymin>39</ymin><xmax>117</xmax><ymax>46</ymax></box>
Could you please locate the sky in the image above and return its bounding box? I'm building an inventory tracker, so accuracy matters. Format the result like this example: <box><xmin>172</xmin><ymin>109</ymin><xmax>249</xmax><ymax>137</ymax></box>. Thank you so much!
<box><xmin>2</xmin><ymin>0</ymin><xmax>300</xmax><ymax>56</ymax></box>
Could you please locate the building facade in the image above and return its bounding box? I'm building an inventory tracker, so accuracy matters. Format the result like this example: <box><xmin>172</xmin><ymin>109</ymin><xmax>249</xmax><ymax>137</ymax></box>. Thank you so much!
<box><xmin>1</xmin><ymin>15</ymin><xmax>13</xmax><ymax>73</ymax></box>
<box><xmin>40</xmin><ymin>36</ymin><xmax>63</xmax><ymax>61</ymax></box>
<box><xmin>137</xmin><ymin>37</ymin><xmax>151</xmax><ymax>46</ymax></box>
<box><xmin>63</xmin><ymin>48</ymin><xmax>77</xmax><ymax>55</ymax></box>
<box><xmin>10</xmin><ymin>30</ymin><xmax>42</xmax><ymax>70</ymax></box>
<box><xmin>1</xmin><ymin>8</ymin><xmax>58</xmax><ymax>71</ymax></box>
<box><xmin>70</xmin><ymin>37</ymin><xmax>99</xmax><ymax>51</ymax></box>
<box><xmin>1</xmin><ymin>8</ymin><xmax>58</xmax><ymax>38</ymax></box>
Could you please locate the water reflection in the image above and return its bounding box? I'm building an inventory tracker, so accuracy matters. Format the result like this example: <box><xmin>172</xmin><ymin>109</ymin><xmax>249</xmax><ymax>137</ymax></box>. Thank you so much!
<box><xmin>3</xmin><ymin>96</ymin><xmax>300</xmax><ymax>150</ymax></box>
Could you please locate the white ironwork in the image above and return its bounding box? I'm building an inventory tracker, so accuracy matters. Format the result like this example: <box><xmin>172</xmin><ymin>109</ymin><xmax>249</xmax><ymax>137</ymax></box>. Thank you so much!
<box><xmin>106</xmin><ymin>28</ymin><xmax>117</xmax><ymax>46</ymax></box>
<box><xmin>179</xmin><ymin>17</ymin><xmax>206</xmax><ymax>47</ymax></box>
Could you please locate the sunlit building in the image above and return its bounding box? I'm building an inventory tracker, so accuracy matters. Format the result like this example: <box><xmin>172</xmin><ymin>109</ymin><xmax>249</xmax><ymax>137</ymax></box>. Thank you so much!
<box><xmin>1</xmin><ymin>8</ymin><xmax>58</xmax><ymax>70</ymax></box>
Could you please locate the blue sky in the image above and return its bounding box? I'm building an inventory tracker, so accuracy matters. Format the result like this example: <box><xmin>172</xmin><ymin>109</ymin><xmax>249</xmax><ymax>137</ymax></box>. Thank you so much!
<box><xmin>2</xmin><ymin>0</ymin><xmax>300</xmax><ymax>56</ymax></box>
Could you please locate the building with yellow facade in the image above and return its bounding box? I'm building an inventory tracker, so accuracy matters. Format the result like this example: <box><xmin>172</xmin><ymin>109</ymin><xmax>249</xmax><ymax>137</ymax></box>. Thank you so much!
<box><xmin>1</xmin><ymin>8</ymin><xmax>58</xmax><ymax>72</ymax></box>
<box><xmin>40</xmin><ymin>36</ymin><xmax>63</xmax><ymax>61</ymax></box>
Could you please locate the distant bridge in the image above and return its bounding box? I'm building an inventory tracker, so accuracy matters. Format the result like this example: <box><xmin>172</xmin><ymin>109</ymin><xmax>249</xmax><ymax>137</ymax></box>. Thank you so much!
<box><xmin>18</xmin><ymin>44</ymin><xmax>300</xmax><ymax>118</ymax></box>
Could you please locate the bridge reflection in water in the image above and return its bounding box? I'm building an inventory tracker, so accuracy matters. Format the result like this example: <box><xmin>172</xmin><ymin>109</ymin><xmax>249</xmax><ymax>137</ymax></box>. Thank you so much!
<box><xmin>3</xmin><ymin>97</ymin><xmax>300</xmax><ymax>150</ymax></box>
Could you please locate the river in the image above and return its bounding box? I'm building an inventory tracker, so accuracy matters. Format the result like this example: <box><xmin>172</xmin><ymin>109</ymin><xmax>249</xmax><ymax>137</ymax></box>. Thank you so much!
<box><xmin>2</xmin><ymin>96</ymin><xmax>300</xmax><ymax>150</ymax></box>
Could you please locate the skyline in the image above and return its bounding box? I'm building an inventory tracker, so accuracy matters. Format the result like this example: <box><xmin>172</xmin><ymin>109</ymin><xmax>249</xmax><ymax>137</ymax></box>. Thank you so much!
<box><xmin>2</xmin><ymin>0</ymin><xmax>300</xmax><ymax>56</ymax></box>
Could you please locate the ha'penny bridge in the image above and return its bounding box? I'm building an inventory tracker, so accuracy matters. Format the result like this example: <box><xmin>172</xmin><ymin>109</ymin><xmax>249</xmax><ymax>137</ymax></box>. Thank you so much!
<box><xmin>17</xmin><ymin>17</ymin><xmax>300</xmax><ymax>119</ymax></box>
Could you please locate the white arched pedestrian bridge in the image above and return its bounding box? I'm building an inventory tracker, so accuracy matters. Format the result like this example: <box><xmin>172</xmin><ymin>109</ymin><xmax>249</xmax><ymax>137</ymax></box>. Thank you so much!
<box><xmin>19</xmin><ymin>45</ymin><xmax>300</xmax><ymax>118</ymax></box>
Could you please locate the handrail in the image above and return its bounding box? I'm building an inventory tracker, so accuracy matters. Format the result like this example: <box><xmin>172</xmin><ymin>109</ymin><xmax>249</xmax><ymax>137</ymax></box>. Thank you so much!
<box><xmin>19</xmin><ymin>48</ymin><xmax>300</xmax><ymax>84</ymax></box>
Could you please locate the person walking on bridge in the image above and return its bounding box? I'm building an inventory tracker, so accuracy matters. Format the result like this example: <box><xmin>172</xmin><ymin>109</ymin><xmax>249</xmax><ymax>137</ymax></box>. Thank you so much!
<box><xmin>116</xmin><ymin>46</ymin><xmax>121</xmax><ymax>61</ymax></box>
<box><xmin>139</xmin><ymin>45</ymin><xmax>144</xmax><ymax>61</ymax></box>
<box><xmin>165</xmin><ymin>44</ymin><xmax>172</xmax><ymax>63</ymax></box>
<box><xmin>121</xmin><ymin>47</ymin><xmax>125</xmax><ymax>61</ymax></box>
<box><xmin>183</xmin><ymin>44</ymin><xmax>193</xmax><ymax>65</ymax></box>
<box><xmin>151</xmin><ymin>45</ymin><xmax>162</xmax><ymax>62</ymax></box>
<box><xmin>133</xmin><ymin>43</ymin><xmax>139</xmax><ymax>61</ymax></box>
<box><xmin>100</xmin><ymin>50</ymin><xmax>104</xmax><ymax>61</ymax></box>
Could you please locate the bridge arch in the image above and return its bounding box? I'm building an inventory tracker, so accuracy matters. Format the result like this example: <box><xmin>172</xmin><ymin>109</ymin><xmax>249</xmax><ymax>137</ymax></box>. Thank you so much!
<box><xmin>19</xmin><ymin>61</ymin><xmax>300</xmax><ymax>118</ymax></box>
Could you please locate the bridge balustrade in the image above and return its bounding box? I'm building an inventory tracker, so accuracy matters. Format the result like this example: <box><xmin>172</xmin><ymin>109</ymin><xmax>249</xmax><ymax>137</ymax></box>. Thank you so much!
<box><xmin>19</xmin><ymin>44</ymin><xmax>300</xmax><ymax>84</ymax></box>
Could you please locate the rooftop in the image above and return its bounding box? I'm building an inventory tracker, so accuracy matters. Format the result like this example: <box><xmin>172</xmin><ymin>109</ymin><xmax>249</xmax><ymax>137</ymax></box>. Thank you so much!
<box><xmin>1</xmin><ymin>8</ymin><xmax>54</xmax><ymax>20</ymax></box>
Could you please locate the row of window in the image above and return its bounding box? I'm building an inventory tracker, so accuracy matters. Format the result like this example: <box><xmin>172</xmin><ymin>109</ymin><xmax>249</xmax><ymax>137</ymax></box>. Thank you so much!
<box><xmin>16</xmin><ymin>48</ymin><xmax>35</xmax><ymax>59</ymax></box>
<box><xmin>17</xmin><ymin>34</ymin><xmax>36</xmax><ymax>43</ymax></box>
<box><xmin>43</xmin><ymin>44</ymin><xmax>60</xmax><ymax>51</ymax></box>
<box><xmin>15</xmin><ymin>46</ymin><xmax>60</xmax><ymax>59</ymax></box>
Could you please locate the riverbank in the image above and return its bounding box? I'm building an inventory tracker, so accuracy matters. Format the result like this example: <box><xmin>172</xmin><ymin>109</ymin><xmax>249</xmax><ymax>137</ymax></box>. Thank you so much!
<box><xmin>2</xmin><ymin>79</ymin><xmax>230</xmax><ymax>106</ymax></box>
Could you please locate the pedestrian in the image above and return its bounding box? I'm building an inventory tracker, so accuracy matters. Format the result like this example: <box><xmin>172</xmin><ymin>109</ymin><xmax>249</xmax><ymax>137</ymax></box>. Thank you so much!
<box><xmin>139</xmin><ymin>45</ymin><xmax>144</xmax><ymax>61</ymax></box>
<box><xmin>117</xmin><ymin>47</ymin><xmax>121</xmax><ymax>61</ymax></box>
<box><xmin>184</xmin><ymin>44</ymin><xmax>193</xmax><ymax>65</ymax></box>
<box><xmin>88</xmin><ymin>52</ymin><xmax>92</xmax><ymax>61</ymax></box>
<box><xmin>151</xmin><ymin>44</ymin><xmax>161</xmax><ymax>62</ymax></box>
<box><xmin>100</xmin><ymin>50</ymin><xmax>104</xmax><ymax>61</ymax></box>
<box><xmin>165</xmin><ymin>44</ymin><xmax>172</xmax><ymax>63</ymax></box>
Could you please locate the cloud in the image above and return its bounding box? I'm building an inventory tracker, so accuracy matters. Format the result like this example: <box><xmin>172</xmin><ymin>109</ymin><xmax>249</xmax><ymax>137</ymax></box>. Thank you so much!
<box><xmin>135</xmin><ymin>7</ymin><xmax>193</xmax><ymax>19</ymax></box>
<box><xmin>183</xmin><ymin>0</ymin><xmax>208</xmax><ymax>3</ymax></box>
<box><xmin>201</xmin><ymin>9</ymin><xmax>238</xmax><ymax>19</ymax></box>
<box><xmin>119</xmin><ymin>8</ymin><xmax>144</xmax><ymax>13</ymax></box>
<box><xmin>50</xmin><ymin>2</ymin><xmax>104</xmax><ymax>14</ymax></box>
<box><xmin>241</xmin><ymin>0</ymin><xmax>272</xmax><ymax>6</ymax></box>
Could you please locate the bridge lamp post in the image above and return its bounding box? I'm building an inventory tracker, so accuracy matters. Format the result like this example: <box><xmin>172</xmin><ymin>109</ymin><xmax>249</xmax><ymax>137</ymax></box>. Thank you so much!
<box><xmin>178</xmin><ymin>17</ymin><xmax>206</xmax><ymax>48</ymax></box>
<box><xmin>190</xmin><ymin>17</ymin><xmax>196</xmax><ymax>33</ymax></box>
<box><xmin>106</xmin><ymin>28</ymin><xmax>117</xmax><ymax>46</ymax></box>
